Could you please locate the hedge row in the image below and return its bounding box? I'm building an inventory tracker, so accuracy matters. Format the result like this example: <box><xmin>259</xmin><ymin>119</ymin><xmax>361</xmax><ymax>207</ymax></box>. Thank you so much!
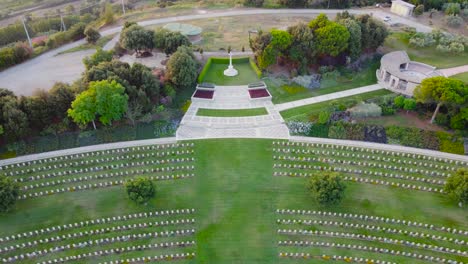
<box><xmin>197</xmin><ymin>57</ymin><xmax>262</xmax><ymax>83</ymax></box>
<box><xmin>0</xmin><ymin>120</ymin><xmax>178</xmax><ymax>158</ymax></box>
<box><xmin>303</xmin><ymin>123</ymin><xmax>464</xmax><ymax>155</ymax></box>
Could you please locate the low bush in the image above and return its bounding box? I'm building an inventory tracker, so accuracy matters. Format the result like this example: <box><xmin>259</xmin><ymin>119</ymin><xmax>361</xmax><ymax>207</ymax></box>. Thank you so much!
<box><xmin>308</xmin><ymin>124</ymin><xmax>329</xmax><ymax>138</ymax></box>
<box><xmin>328</xmin><ymin>123</ymin><xmax>346</xmax><ymax>139</ymax></box>
<box><xmin>437</xmin><ymin>132</ymin><xmax>465</xmax><ymax>154</ymax></box>
<box><xmin>446</xmin><ymin>15</ymin><xmax>464</xmax><ymax>28</ymax></box>
<box><xmin>348</xmin><ymin>102</ymin><xmax>382</xmax><ymax>118</ymax></box>
<box><xmin>364</xmin><ymin>125</ymin><xmax>387</xmax><ymax>143</ymax></box>
<box><xmin>0</xmin><ymin>42</ymin><xmax>33</xmax><ymax>70</ymax></box>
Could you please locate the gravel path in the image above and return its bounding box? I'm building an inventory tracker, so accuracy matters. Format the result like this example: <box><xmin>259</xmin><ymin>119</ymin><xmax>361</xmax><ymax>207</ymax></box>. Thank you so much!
<box><xmin>0</xmin><ymin>8</ymin><xmax>434</xmax><ymax>96</ymax></box>
<box><xmin>440</xmin><ymin>65</ymin><xmax>468</xmax><ymax>77</ymax></box>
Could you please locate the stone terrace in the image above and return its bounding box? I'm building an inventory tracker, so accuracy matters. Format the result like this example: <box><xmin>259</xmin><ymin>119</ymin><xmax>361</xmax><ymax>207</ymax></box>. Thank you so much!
<box><xmin>176</xmin><ymin>85</ymin><xmax>290</xmax><ymax>140</ymax></box>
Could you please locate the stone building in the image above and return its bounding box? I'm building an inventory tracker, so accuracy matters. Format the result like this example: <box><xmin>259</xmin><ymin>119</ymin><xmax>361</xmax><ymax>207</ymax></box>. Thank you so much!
<box><xmin>390</xmin><ymin>0</ymin><xmax>415</xmax><ymax>17</ymax></box>
<box><xmin>376</xmin><ymin>51</ymin><xmax>443</xmax><ymax>96</ymax></box>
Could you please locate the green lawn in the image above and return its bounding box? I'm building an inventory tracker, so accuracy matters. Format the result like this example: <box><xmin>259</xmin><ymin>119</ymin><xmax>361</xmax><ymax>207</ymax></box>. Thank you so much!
<box><xmin>451</xmin><ymin>72</ymin><xmax>468</xmax><ymax>83</ymax></box>
<box><xmin>267</xmin><ymin>60</ymin><xmax>379</xmax><ymax>104</ymax></box>
<box><xmin>0</xmin><ymin>139</ymin><xmax>466</xmax><ymax>263</ymax></box>
<box><xmin>196</xmin><ymin>107</ymin><xmax>268</xmax><ymax>117</ymax></box>
<box><xmin>200</xmin><ymin>62</ymin><xmax>259</xmax><ymax>85</ymax></box>
<box><xmin>280</xmin><ymin>89</ymin><xmax>394</xmax><ymax>122</ymax></box>
<box><xmin>383</xmin><ymin>32</ymin><xmax>468</xmax><ymax>68</ymax></box>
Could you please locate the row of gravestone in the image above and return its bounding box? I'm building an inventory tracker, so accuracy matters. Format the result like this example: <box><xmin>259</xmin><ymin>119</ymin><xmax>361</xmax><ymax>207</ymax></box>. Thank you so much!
<box><xmin>277</xmin><ymin>229</ymin><xmax>466</xmax><ymax>257</ymax></box>
<box><xmin>279</xmin><ymin>241</ymin><xmax>462</xmax><ymax>264</ymax></box>
<box><xmin>0</xmin><ymin>143</ymin><xmax>195</xmax><ymax>171</ymax></box>
<box><xmin>2</xmin><ymin>149</ymin><xmax>194</xmax><ymax>177</ymax></box>
<box><xmin>1</xmin><ymin>218</ymin><xmax>196</xmax><ymax>254</ymax></box>
<box><xmin>0</xmin><ymin>209</ymin><xmax>196</xmax><ymax>244</ymax></box>
<box><xmin>3</xmin><ymin>229</ymin><xmax>196</xmax><ymax>263</ymax></box>
<box><xmin>273</xmin><ymin>164</ymin><xmax>443</xmax><ymax>193</ymax></box>
<box><xmin>276</xmin><ymin>219</ymin><xmax>465</xmax><ymax>246</ymax></box>
<box><xmin>8</xmin><ymin>157</ymin><xmax>196</xmax><ymax>182</ymax></box>
<box><xmin>272</xmin><ymin>141</ymin><xmax>467</xmax><ymax>166</ymax></box>
<box><xmin>278</xmin><ymin>252</ymin><xmax>396</xmax><ymax>264</ymax></box>
<box><xmin>39</xmin><ymin>252</ymin><xmax>196</xmax><ymax>264</ymax></box>
<box><xmin>273</xmin><ymin>154</ymin><xmax>451</xmax><ymax>178</ymax></box>
<box><xmin>19</xmin><ymin>171</ymin><xmax>195</xmax><ymax>199</ymax></box>
<box><xmin>275</xmin><ymin>209</ymin><xmax>467</xmax><ymax>237</ymax></box>
<box><xmin>22</xmin><ymin>172</ymin><xmax>196</xmax><ymax>191</ymax></box>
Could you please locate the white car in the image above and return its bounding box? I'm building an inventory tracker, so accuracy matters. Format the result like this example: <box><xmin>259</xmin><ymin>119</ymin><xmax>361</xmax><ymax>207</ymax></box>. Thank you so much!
<box><xmin>383</xmin><ymin>16</ymin><xmax>391</xmax><ymax>22</ymax></box>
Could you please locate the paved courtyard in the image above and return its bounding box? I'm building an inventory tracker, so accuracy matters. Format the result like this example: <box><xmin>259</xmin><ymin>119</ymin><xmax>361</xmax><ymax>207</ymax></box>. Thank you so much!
<box><xmin>176</xmin><ymin>85</ymin><xmax>290</xmax><ymax>139</ymax></box>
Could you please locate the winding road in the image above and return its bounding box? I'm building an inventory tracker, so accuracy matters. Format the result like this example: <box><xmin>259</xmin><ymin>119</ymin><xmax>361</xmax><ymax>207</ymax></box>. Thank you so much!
<box><xmin>0</xmin><ymin>8</ymin><xmax>433</xmax><ymax>96</ymax></box>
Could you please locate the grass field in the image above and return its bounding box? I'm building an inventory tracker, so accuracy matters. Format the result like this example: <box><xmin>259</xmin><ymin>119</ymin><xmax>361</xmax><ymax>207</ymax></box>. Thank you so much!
<box><xmin>200</xmin><ymin>62</ymin><xmax>259</xmax><ymax>85</ymax></box>
<box><xmin>383</xmin><ymin>32</ymin><xmax>468</xmax><ymax>68</ymax></box>
<box><xmin>451</xmin><ymin>72</ymin><xmax>468</xmax><ymax>83</ymax></box>
<box><xmin>196</xmin><ymin>107</ymin><xmax>268</xmax><ymax>117</ymax></box>
<box><xmin>0</xmin><ymin>139</ymin><xmax>467</xmax><ymax>263</ymax></box>
<box><xmin>266</xmin><ymin>61</ymin><xmax>379</xmax><ymax>104</ymax></box>
<box><xmin>279</xmin><ymin>89</ymin><xmax>394</xmax><ymax>122</ymax></box>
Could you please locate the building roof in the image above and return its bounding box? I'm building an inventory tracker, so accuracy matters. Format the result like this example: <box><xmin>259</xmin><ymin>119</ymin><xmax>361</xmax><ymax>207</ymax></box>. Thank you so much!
<box><xmin>163</xmin><ymin>23</ymin><xmax>202</xmax><ymax>36</ymax></box>
<box><xmin>381</xmin><ymin>51</ymin><xmax>442</xmax><ymax>83</ymax></box>
<box><xmin>392</xmin><ymin>0</ymin><xmax>415</xmax><ymax>8</ymax></box>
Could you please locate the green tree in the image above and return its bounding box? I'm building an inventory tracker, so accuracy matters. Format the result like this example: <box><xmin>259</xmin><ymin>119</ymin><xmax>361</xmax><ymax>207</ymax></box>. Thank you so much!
<box><xmin>121</xmin><ymin>25</ymin><xmax>154</xmax><ymax>55</ymax></box>
<box><xmin>339</xmin><ymin>18</ymin><xmax>361</xmax><ymax>60</ymax></box>
<box><xmin>49</xmin><ymin>82</ymin><xmax>76</xmax><ymax>121</ymax></box>
<box><xmin>414</xmin><ymin>77</ymin><xmax>467</xmax><ymax>123</ymax></box>
<box><xmin>83</xmin><ymin>48</ymin><xmax>113</xmax><ymax>70</ymax></box>
<box><xmin>166</xmin><ymin>46</ymin><xmax>199</xmax><ymax>90</ymax></box>
<box><xmin>125</xmin><ymin>177</ymin><xmax>155</xmax><ymax>204</ymax></box>
<box><xmin>394</xmin><ymin>95</ymin><xmax>405</xmax><ymax>108</ymax></box>
<box><xmin>162</xmin><ymin>31</ymin><xmax>191</xmax><ymax>55</ymax></box>
<box><xmin>314</xmin><ymin>22</ymin><xmax>350</xmax><ymax>57</ymax></box>
<box><xmin>0</xmin><ymin>125</ymin><xmax>3</xmax><ymax>135</ymax></box>
<box><xmin>243</xmin><ymin>0</ymin><xmax>264</xmax><ymax>7</ymax></box>
<box><xmin>403</xmin><ymin>98</ymin><xmax>417</xmax><ymax>112</ymax></box>
<box><xmin>445</xmin><ymin>3</ymin><xmax>461</xmax><ymax>15</ymax></box>
<box><xmin>0</xmin><ymin>96</ymin><xmax>29</xmax><ymax>140</ymax></box>
<box><xmin>357</xmin><ymin>15</ymin><xmax>388</xmax><ymax>51</ymax></box>
<box><xmin>287</xmin><ymin>22</ymin><xmax>314</xmax><ymax>71</ymax></box>
<box><xmin>258</xmin><ymin>44</ymin><xmax>276</xmax><ymax>69</ymax></box>
<box><xmin>0</xmin><ymin>175</ymin><xmax>20</xmax><ymax>212</ymax></box>
<box><xmin>309</xmin><ymin>13</ymin><xmax>331</xmax><ymax>31</ymax></box>
<box><xmin>67</xmin><ymin>87</ymin><xmax>97</xmax><ymax>129</ymax></box>
<box><xmin>307</xmin><ymin>172</ymin><xmax>346</xmax><ymax>205</ymax></box>
<box><xmin>93</xmin><ymin>80</ymin><xmax>128</xmax><ymax>126</ymax></box>
<box><xmin>414</xmin><ymin>5</ymin><xmax>425</xmax><ymax>16</ymax></box>
<box><xmin>84</xmin><ymin>26</ymin><xmax>101</xmax><ymax>44</ymax></box>
<box><xmin>444</xmin><ymin>168</ymin><xmax>467</xmax><ymax>205</ymax></box>
<box><xmin>449</xmin><ymin>108</ymin><xmax>468</xmax><ymax>130</ymax></box>
<box><xmin>102</xmin><ymin>2</ymin><xmax>114</xmax><ymax>24</ymax></box>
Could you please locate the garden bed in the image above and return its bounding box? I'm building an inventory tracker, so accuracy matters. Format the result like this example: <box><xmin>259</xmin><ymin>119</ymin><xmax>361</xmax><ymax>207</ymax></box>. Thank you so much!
<box><xmin>198</xmin><ymin>57</ymin><xmax>261</xmax><ymax>85</ymax></box>
<box><xmin>193</xmin><ymin>89</ymin><xmax>214</xmax><ymax>99</ymax></box>
<box><xmin>249</xmin><ymin>88</ymin><xmax>271</xmax><ymax>99</ymax></box>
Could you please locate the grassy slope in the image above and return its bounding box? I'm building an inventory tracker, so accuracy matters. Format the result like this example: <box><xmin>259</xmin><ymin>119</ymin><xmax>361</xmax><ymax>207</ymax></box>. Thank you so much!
<box><xmin>201</xmin><ymin>62</ymin><xmax>259</xmax><ymax>85</ymax></box>
<box><xmin>280</xmin><ymin>89</ymin><xmax>394</xmax><ymax>122</ymax></box>
<box><xmin>383</xmin><ymin>32</ymin><xmax>468</xmax><ymax>69</ymax></box>
<box><xmin>196</xmin><ymin>107</ymin><xmax>268</xmax><ymax>117</ymax></box>
<box><xmin>0</xmin><ymin>139</ymin><xmax>466</xmax><ymax>263</ymax></box>
<box><xmin>267</xmin><ymin>61</ymin><xmax>379</xmax><ymax>104</ymax></box>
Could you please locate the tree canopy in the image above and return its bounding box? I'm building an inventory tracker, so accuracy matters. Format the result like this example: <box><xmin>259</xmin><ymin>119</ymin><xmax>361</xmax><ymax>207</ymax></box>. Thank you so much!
<box><xmin>314</xmin><ymin>21</ymin><xmax>350</xmax><ymax>57</ymax></box>
<box><xmin>166</xmin><ymin>46</ymin><xmax>199</xmax><ymax>90</ymax></box>
<box><xmin>154</xmin><ymin>29</ymin><xmax>191</xmax><ymax>55</ymax></box>
<box><xmin>125</xmin><ymin>177</ymin><xmax>156</xmax><ymax>204</ymax></box>
<box><xmin>307</xmin><ymin>172</ymin><xmax>346</xmax><ymax>205</ymax></box>
<box><xmin>414</xmin><ymin>76</ymin><xmax>468</xmax><ymax>123</ymax></box>
<box><xmin>67</xmin><ymin>87</ymin><xmax>97</xmax><ymax>129</ymax></box>
<box><xmin>93</xmin><ymin>80</ymin><xmax>128</xmax><ymax>126</ymax></box>
<box><xmin>83</xmin><ymin>48</ymin><xmax>113</xmax><ymax>70</ymax></box>
<box><xmin>0</xmin><ymin>175</ymin><xmax>20</xmax><ymax>212</ymax></box>
<box><xmin>120</xmin><ymin>25</ymin><xmax>154</xmax><ymax>55</ymax></box>
<box><xmin>444</xmin><ymin>168</ymin><xmax>467</xmax><ymax>205</ymax></box>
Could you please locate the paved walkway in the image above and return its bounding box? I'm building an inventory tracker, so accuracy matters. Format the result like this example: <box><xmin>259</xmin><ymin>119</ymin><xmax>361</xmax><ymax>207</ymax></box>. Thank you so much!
<box><xmin>176</xmin><ymin>85</ymin><xmax>290</xmax><ymax>140</ymax></box>
<box><xmin>291</xmin><ymin>136</ymin><xmax>468</xmax><ymax>162</ymax></box>
<box><xmin>0</xmin><ymin>137</ymin><xmax>176</xmax><ymax>166</ymax></box>
<box><xmin>0</xmin><ymin>8</ymin><xmax>432</xmax><ymax>95</ymax></box>
<box><xmin>440</xmin><ymin>65</ymin><xmax>468</xmax><ymax>77</ymax></box>
<box><xmin>274</xmin><ymin>84</ymin><xmax>383</xmax><ymax>112</ymax></box>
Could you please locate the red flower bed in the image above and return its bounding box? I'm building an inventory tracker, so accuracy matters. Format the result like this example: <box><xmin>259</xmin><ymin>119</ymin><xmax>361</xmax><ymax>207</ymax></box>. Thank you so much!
<box><xmin>249</xmin><ymin>88</ymin><xmax>270</xmax><ymax>98</ymax></box>
<box><xmin>193</xmin><ymin>90</ymin><xmax>214</xmax><ymax>99</ymax></box>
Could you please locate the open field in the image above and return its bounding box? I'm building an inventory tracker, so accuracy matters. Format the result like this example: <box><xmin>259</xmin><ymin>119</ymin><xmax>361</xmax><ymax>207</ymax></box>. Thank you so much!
<box><xmin>196</xmin><ymin>107</ymin><xmax>268</xmax><ymax>117</ymax></box>
<box><xmin>451</xmin><ymin>72</ymin><xmax>468</xmax><ymax>83</ymax></box>
<box><xmin>145</xmin><ymin>14</ymin><xmax>322</xmax><ymax>52</ymax></box>
<box><xmin>0</xmin><ymin>139</ymin><xmax>466</xmax><ymax>263</ymax></box>
<box><xmin>382</xmin><ymin>32</ymin><xmax>468</xmax><ymax>69</ymax></box>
